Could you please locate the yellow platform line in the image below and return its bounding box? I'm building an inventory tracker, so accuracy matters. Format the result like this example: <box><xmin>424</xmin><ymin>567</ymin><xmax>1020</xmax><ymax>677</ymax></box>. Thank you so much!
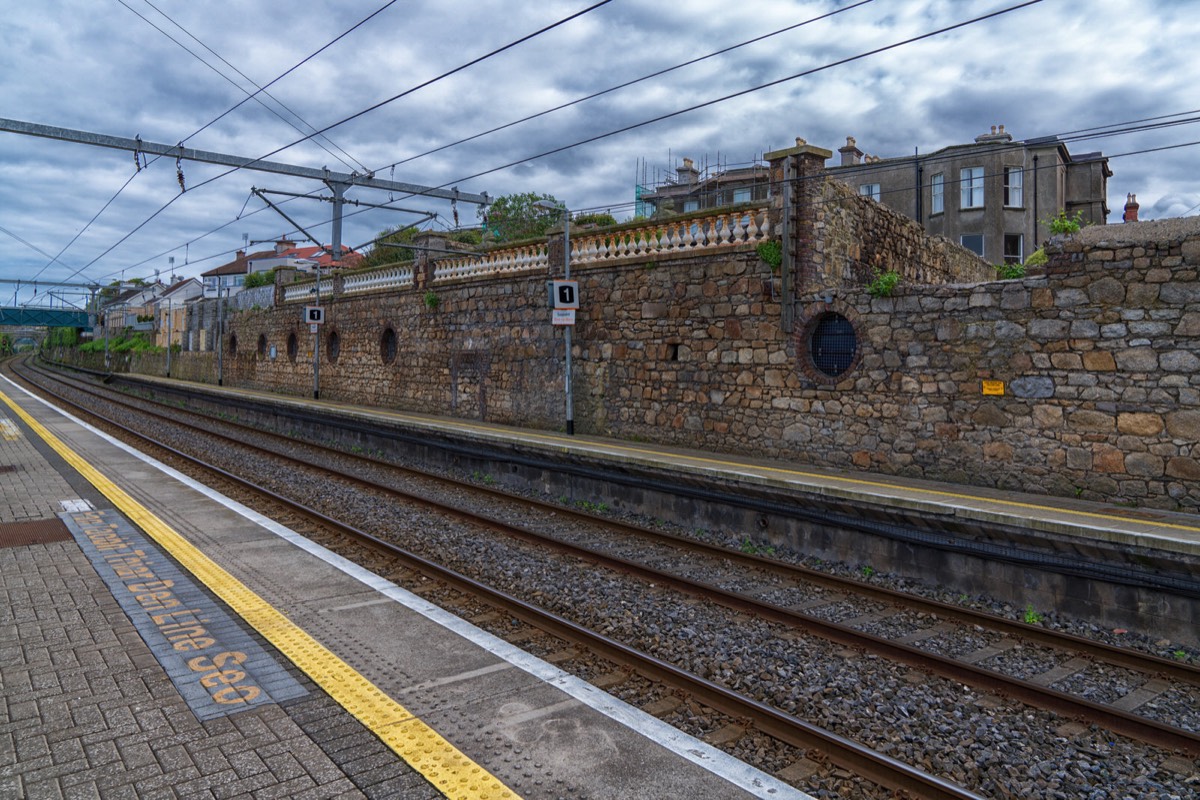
<box><xmin>1</xmin><ymin>388</ymin><xmax>519</xmax><ymax>800</ymax></box>
<box><xmin>401</xmin><ymin>414</ymin><xmax>1200</xmax><ymax>536</ymax></box>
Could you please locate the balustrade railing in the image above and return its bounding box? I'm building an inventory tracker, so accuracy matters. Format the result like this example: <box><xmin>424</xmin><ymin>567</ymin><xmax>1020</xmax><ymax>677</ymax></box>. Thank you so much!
<box><xmin>342</xmin><ymin>264</ymin><xmax>413</xmax><ymax>295</ymax></box>
<box><xmin>275</xmin><ymin>206</ymin><xmax>772</xmax><ymax>301</ymax></box>
<box><xmin>282</xmin><ymin>276</ymin><xmax>334</xmax><ymax>303</ymax></box>
<box><xmin>432</xmin><ymin>206</ymin><xmax>769</xmax><ymax>283</ymax></box>
<box><xmin>433</xmin><ymin>243</ymin><xmax>549</xmax><ymax>283</ymax></box>
<box><xmin>570</xmin><ymin>206</ymin><xmax>769</xmax><ymax>267</ymax></box>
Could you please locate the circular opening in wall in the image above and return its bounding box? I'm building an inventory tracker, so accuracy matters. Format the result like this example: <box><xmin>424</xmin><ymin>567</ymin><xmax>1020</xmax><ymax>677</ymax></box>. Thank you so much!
<box><xmin>380</xmin><ymin>327</ymin><xmax>397</xmax><ymax>365</ymax></box>
<box><xmin>287</xmin><ymin>332</ymin><xmax>298</xmax><ymax>362</ymax></box>
<box><xmin>327</xmin><ymin>330</ymin><xmax>340</xmax><ymax>364</ymax></box>
<box><xmin>228</xmin><ymin>333</ymin><xmax>238</xmax><ymax>356</ymax></box>
<box><xmin>257</xmin><ymin>334</ymin><xmax>267</xmax><ymax>357</ymax></box>
<box><xmin>807</xmin><ymin>312</ymin><xmax>857</xmax><ymax>379</ymax></box>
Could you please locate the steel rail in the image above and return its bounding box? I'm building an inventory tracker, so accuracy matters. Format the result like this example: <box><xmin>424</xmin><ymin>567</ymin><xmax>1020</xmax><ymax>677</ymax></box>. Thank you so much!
<box><xmin>12</xmin><ymin>358</ymin><xmax>983</xmax><ymax>800</ymax></box>
<box><xmin>23</xmin><ymin>358</ymin><xmax>1200</xmax><ymax>759</ymax></box>
<box><xmin>78</xmin><ymin>360</ymin><xmax>1200</xmax><ymax>685</ymax></box>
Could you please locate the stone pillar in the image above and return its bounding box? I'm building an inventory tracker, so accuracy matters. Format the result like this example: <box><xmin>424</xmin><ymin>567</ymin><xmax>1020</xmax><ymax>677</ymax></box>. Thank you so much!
<box><xmin>273</xmin><ymin>268</ymin><xmax>298</xmax><ymax>307</ymax></box>
<box><xmin>413</xmin><ymin>232</ymin><xmax>448</xmax><ymax>290</ymax></box>
<box><xmin>765</xmin><ymin>138</ymin><xmax>832</xmax><ymax>300</ymax></box>
<box><xmin>545</xmin><ymin>224</ymin><xmax>566</xmax><ymax>278</ymax></box>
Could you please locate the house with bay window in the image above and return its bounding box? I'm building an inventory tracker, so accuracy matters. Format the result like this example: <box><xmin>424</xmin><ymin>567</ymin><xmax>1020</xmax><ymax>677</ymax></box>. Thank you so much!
<box><xmin>639</xmin><ymin>125</ymin><xmax>1110</xmax><ymax>267</ymax></box>
<box><xmin>828</xmin><ymin>125</ymin><xmax>1110</xmax><ymax>265</ymax></box>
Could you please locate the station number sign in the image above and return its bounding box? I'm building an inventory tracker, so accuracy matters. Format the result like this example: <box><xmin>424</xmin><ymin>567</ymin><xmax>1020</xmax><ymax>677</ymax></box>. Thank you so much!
<box><xmin>305</xmin><ymin>306</ymin><xmax>325</xmax><ymax>324</ymax></box>
<box><xmin>551</xmin><ymin>280</ymin><xmax>579</xmax><ymax>310</ymax></box>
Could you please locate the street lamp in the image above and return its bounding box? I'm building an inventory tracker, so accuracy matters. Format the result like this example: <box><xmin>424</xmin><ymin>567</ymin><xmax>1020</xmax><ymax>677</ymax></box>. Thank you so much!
<box><xmin>535</xmin><ymin>199</ymin><xmax>573</xmax><ymax>435</ymax></box>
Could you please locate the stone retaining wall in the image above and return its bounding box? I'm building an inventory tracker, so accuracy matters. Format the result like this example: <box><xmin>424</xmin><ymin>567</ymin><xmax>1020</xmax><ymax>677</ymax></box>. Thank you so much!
<box><xmin>76</xmin><ymin>201</ymin><xmax>1200</xmax><ymax>508</ymax></box>
<box><xmin>778</xmin><ymin>220</ymin><xmax>1200</xmax><ymax>509</ymax></box>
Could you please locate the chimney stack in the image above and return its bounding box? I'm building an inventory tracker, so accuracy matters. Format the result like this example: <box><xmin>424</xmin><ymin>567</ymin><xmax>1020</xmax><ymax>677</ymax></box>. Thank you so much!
<box><xmin>1123</xmin><ymin>193</ymin><xmax>1139</xmax><ymax>223</ymax></box>
<box><xmin>677</xmin><ymin>157</ymin><xmax>699</xmax><ymax>185</ymax></box>
<box><xmin>839</xmin><ymin>136</ymin><xmax>863</xmax><ymax>166</ymax></box>
<box><xmin>975</xmin><ymin>124</ymin><xmax>1013</xmax><ymax>143</ymax></box>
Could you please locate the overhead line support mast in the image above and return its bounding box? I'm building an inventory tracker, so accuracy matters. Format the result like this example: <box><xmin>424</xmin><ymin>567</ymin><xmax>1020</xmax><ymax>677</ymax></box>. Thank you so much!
<box><xmin>0</xmin><ymin>117</ymin><xmax>490</xmax><ymax>263</ymax></box>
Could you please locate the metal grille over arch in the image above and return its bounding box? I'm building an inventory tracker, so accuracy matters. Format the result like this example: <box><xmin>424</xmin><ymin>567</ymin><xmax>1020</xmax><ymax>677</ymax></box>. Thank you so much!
<box><xmin>807</xmin><ymin>312</ymin><xmax>857</xmax><ymax>379</ymax></box>
<box><xmin>380</xmin><ymin>327</ymin><xmax>397</xmax><ymax>365</ymax></box>
<box><xmin>326</xmin><ymin>330</ymin><xmax>340</xmax><ymax>364</ymax></box>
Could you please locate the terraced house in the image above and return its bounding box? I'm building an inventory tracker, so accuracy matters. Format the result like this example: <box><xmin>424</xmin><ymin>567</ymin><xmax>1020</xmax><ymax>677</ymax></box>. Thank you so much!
<box><xmin>641</xmin><ymin>125</ymin><xmax>1111</xmax><ymax>267</ymax></box>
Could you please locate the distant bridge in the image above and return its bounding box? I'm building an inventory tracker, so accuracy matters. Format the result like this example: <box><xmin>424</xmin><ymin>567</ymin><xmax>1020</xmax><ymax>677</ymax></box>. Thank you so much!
<box><xmin>0</xmin><ymin>306</ymin><xmax>90</xmax><ymax>328</ymax></box>
<box><xmin>1</xmin><ymin>327</ymin><xmax>47</xmax><ymax>350</ymax></box>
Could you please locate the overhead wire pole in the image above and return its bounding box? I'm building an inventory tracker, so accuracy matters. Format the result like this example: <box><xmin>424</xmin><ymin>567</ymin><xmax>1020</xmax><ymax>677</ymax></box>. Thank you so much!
<box><xmin>0</xmin><ymin>119</ymin><xmax>487</xmax><ymax>204</ymax></box>
<box><xmin>1</xmin><ymin>117</ymin><xmax>491</xmax><ymax>398</ymax></box>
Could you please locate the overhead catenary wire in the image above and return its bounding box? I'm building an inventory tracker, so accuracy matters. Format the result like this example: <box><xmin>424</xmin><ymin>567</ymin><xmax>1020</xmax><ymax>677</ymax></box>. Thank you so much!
<box><xmin>127</xmin><ymin>0</ymin><xmax>383</xmax><ymax>173</ymax></box>
<box><xmin>58</xmin><ymin>0</ymin><xmax>616</xmax><ymax>288</ymax></box>
<box><xmin>96</xmin><ymin>127</ymin><xmax>1200</xmax><ymax>291</ymax></box>
<box><xmin>29</xmin><ymin>0</ymin><xmax>403</xmax><ymax>288</ymax></box>
<box><xmin>437</xmin><ymin>0</ymin><xmax>1046</xmax><ymax>189</ymax></box>
<box><xmin>44</xmin><ymin>0</ymin><xmax>1200</xmax><ymax>290</ymax></box>
<box><xmin>33</xmin><ymin>0</ymin><xmax>1037</xmax><ymax>287</ymax></box>
<box><xmin>381</xmin><ymin>0</ymin><xmax>877</xmax><ymax>172</ymax></box>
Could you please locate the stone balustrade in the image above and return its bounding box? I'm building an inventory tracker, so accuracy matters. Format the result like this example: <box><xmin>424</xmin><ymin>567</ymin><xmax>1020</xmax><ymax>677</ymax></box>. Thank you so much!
<box><xmin>431</xmin><ymin>206</ymin><xmax>770</xmax><ymax>284</ymax></box>
<box><xmin>282</xmin><ymin>276</ymin><xmax>334</xmax><ymax>303</ymax></box>
<box><xmin>570</xmin><ymin>207</ymin><xmax>769</xmax><ymax>267</ymax></box>
<box><xmin>342</xmin><ymin>265</ymin><xmax>413</xmax><ymax>295</ymax></box>
<box><xmin>433</xmin><ymin>244</ymin><xmax>550</xmax><ymax>283</ymax></box>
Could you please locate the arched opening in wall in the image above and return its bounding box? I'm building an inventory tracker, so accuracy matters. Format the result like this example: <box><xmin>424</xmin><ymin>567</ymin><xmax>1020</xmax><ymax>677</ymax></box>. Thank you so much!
<box><xmin>228</xmin><ymin>333</ymin><xmax>238</xmax><ymax>356</ymax></box>
<box><xmin>286</xmin><ymin>332</ymin><xmax>298</xmax><ymax>362</ymax></box>
<box><xmin>805</xmin><ymin>312</ymin><xmax>858</xmax><ymax>380</ymax></box>
<box><xmin>380</xmin><ymin>327</ymin><xmax>397</xmax><ymax>365</ymax></box>
<box><xmin>257</xmin><ymin>334</ymin><xmax>267</xmax><ymax>357</ymax></box>
<box><xmin>327</xmin><ymin>329</ymin><xmax>340</xmax><ymax>364</ymax></box>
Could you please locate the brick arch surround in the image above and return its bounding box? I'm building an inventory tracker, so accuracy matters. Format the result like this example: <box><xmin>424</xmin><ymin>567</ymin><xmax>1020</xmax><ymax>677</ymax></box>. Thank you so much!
<box><xmin>794</xmin><ymin>299</ymin><xmax>864</xmax><ymax>387</ymax></box>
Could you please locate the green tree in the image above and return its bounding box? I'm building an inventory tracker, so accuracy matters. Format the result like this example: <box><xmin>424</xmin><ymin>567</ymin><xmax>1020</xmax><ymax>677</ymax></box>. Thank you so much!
<box><xmin>359</xmin><ymin>225</ymin><xmax>419</xmax><ymax>269</ymax></box>
<box><xmin>573</xmin><ymin>211</ymin><xmax>618</xmax><ymax>228</ymax></box>
<box><xmin>479</xmin><ymin>192</ymin><xmax>563</xmax><ymax>243</ymax></box>
<box><xmin>243</xmin><ymin>268</ymin><xmax>276</xmax><ymax>289</ymax></box>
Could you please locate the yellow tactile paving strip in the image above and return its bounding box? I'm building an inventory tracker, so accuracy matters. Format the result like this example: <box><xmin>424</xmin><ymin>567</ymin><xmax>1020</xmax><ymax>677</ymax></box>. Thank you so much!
<box><xmin>0</xmin><ymin>388</ymin><xmax>520</xmax><ymax>800</ymax></box>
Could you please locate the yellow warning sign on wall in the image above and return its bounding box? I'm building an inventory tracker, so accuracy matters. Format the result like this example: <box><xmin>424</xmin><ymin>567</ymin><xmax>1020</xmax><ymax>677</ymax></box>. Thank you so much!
<box><xmin>982</xmin><ymin>380</ymin><xmax>1005</xmax><ymax>396</ymax></box>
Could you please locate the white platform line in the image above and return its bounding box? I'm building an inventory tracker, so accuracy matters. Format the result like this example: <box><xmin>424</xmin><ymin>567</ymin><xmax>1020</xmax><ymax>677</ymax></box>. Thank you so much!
<box><xmin>6</xmin><ymin>376</ymin><xmax>814</xmax><ymax>800</ymax></box>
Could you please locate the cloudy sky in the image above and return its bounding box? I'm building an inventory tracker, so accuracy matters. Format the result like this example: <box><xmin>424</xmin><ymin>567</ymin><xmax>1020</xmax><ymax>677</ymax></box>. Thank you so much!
<box><xmin>2</xmin><ymin>0</ymin><xmax>1197</xmax><ymax>306</ymax></box>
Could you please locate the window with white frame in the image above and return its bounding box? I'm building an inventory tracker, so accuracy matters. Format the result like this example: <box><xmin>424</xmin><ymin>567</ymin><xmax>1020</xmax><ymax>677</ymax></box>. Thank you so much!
<box><xmin>1004</xmin><ymin>234</ymin><xmax>1023</xmax><ymax>264</ymax></box>
<box><xmin>732</xmin><ymin>187</ymin><xmax>752</xmax><ymax>203</ymax></box>
<box><xmin>960</xmin><ymin>167</ymin><xmax>984</xmax><ymax>208</ymax></box>
<box><xmin>960</xmin><ymin>234</ymin><xmax>984</xmax><ymax>256</ymax></box>
<box><xmin>1004</xmin><ymin>167</ymin><xmax>1023</xmax><ymax>207</ymax></box>
<box><xmin>931</xmin><ymin>173</ymin><xmax>944</xmax><ymax>214</ymax></box>
<box><xmin>859</xmin><ymin>183</ymin><xmax>881</xmax><ymax>202</ymax></box>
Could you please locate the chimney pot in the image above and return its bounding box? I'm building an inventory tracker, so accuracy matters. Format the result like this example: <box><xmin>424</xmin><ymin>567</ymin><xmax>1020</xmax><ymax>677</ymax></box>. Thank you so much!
<box><xmin>1123</xmin><ymin>193</ymin><xmax>1140</xmax><ymax>223</ymax></box>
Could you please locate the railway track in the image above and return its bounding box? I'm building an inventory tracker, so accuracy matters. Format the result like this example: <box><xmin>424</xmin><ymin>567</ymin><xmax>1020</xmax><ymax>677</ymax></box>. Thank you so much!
<box><xmin>11</xmin><ymin>357</ymin><xmax>1199</xmax><ymax>798</ymax></box>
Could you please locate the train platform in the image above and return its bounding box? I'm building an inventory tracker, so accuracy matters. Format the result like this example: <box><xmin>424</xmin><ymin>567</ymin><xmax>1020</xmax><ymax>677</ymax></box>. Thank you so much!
<box><xmin>0</xmin><ymin>376</ymin><xmax>811</xmax><ymax>799</ymax></box>
<box><xmin>135</xmin><ymin>373</ymin><xmax>1200</xmax><ymax>562</ymax></box>
<box><xmin>120</xmin><ymin>373</ymin><xmax>1200</xmax><ymax>646</ymax></box>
